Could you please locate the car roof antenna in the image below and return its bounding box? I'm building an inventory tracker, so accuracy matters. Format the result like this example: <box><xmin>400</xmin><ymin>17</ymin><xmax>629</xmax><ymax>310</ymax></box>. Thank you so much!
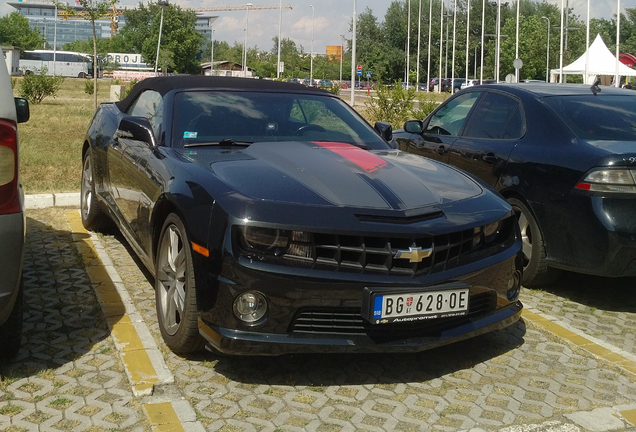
<box><xmin>590</xmin><ymin>78</ymin><xmax>602</xmax><ymax>96</ymax></box>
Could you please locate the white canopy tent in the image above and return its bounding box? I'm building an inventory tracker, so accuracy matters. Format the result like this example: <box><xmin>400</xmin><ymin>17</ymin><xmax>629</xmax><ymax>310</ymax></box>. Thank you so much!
<box><xmin>550</xmin><ymin>34</ymin><xmax>636</xmax><ymax>84</ymax></box>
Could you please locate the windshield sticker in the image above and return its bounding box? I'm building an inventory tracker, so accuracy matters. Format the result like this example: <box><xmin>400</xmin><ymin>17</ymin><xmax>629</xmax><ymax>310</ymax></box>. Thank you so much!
<box><xmin>183</xmin><ymin>131</ymin><xmax>198</xmax><ymax>139</ymax></box>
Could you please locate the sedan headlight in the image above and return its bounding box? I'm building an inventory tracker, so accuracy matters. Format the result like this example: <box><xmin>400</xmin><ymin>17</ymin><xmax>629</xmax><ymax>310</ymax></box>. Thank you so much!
<box><xmin>576</xmin><ymin>168</ymin><xmax>636</xmax><ymax>193</ymax></box>
<box><xmin>240</xmin><ymin>226</ymin><xmax>289</xmax><ymax>254</ymax></box>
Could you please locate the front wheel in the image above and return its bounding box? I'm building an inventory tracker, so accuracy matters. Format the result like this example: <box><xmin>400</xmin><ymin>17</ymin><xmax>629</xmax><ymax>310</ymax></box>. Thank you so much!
<box><xmin>508</xmin><ymin>197</ymin><xmax>561</xmax><ymax>287</ymax></box>
<box><xmin>81</xmin><ymin>152</ymin><xmax>111</xmax><ymax>231</ymax></box>
<box><xmin>155</xmin><ymin>214</ymin><xmax>204</xmax><ymax>354</ymax></box>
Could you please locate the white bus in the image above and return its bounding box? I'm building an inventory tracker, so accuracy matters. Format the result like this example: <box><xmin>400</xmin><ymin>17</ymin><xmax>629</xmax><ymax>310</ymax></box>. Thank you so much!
<box><xmin>19</xmin><ymin>50</ymin><xmax>102</xmax><ymax>78</ymax></box>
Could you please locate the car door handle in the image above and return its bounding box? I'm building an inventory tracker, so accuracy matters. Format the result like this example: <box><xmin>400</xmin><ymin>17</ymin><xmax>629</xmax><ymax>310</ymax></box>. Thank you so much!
<box><xmin>436</xmin><ymin>145</ymin><xmax>447</xmax><ymax>156</ymax></box>
<box><xmin>482</xmin><ymin>153</ymin><xmax>497</xmax><ymax>164</ymax></box>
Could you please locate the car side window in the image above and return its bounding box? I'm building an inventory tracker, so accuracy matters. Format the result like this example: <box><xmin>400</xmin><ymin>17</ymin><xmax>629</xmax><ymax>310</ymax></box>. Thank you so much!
<box><xmin>464</xmin><ymin>92</ymin><xmax>523</xmax><ymax>139</ymax></box>
<box><xmin>425</xmin><ymin>92</ymin><xmax>480</xmax><ymax>136</ymax></box>
<box><xmin>126</xmin><ymin>90</ymin><xmax>164</xmax><ymax>140</ymax></box>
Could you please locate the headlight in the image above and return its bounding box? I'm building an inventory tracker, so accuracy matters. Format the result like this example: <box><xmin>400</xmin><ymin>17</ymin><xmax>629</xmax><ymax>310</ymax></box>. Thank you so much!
<box><xmin>483</xmin><ymin>220</ymin><xmax>502</xmax><ymax>243</ymax></box>
<box><xmin>576</xmin><ymin>168</ymin><xmax>636</xmax><ymax>193</ymax></box>
<box><xmin>240</xmin><ymin>226</ymin><xmax>289</xmax><ymax>254</ymax></box>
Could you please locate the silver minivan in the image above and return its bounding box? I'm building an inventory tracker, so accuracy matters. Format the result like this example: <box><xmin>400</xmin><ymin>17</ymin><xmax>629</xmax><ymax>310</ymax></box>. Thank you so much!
<box><xmin>0</xmin><ymin>60</ymin><xmax>30</xmax><ymax>359</ymax></box>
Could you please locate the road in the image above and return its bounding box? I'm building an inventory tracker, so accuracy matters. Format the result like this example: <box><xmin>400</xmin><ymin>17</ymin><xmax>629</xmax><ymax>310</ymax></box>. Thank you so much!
<box><xmin>2</xmin><ymin>206</ymin><xmax>636</xmax><ymax>432</ymax></box>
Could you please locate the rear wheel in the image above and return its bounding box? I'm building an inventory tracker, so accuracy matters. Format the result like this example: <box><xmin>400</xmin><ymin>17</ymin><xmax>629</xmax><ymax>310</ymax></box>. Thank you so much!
<box><xmin>0</xmin><ymin>281</ymin><xmax>23</xmax><ymax>361</ymax></box>
<box><xmin>78</xmin><ymin>72</ymin><xmax>86</xmax><ymax>78</ymax></box>
<box><xmin>81</xmin><ymin>152</ymin><xmax>111</xmax><ymax>231</ymax></box>
<box><xmin>155</xmin><ymin>214</ymin><xmax>204</xmax><ymax>354</ymax></box>
<box><xmin>508</xmin><ymin>197</ymin><xmax>561</xmax><ymax>287</ymax></box>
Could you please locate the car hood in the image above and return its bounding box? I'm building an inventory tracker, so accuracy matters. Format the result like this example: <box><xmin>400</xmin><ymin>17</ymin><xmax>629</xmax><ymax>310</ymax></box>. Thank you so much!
<box><xmin>182</xmin><ymin>141</ymin><xmax>483</xmax><ymax>211</ymax></box>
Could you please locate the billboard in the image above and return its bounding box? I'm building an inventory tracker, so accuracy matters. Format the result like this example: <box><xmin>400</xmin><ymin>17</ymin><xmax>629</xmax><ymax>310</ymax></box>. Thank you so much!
<box><xmin>326</xmin><ymin>46</ymin><xmax>343</xmax><ymax>63</ymax></box>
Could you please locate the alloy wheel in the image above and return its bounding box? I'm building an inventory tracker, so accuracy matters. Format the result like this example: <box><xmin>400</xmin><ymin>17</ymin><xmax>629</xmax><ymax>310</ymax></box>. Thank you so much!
<box><xmin>156</xmin><ymin>225</ymin><xmax>187</xmax><ymax>336</ymax></box>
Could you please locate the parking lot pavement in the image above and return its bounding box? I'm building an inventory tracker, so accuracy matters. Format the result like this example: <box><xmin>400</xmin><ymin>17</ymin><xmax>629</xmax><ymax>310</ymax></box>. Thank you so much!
<box><xmin>4</xmin><ymin>208</ymin><xmax>636</xmax><ymax>432</ymax></box>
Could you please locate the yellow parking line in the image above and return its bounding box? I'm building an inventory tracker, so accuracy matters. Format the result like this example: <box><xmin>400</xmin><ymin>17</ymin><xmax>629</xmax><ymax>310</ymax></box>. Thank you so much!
<box><xmin>522</xmin><ymin>309</ymin><xmax>636</xmax><ymax>379</ymax></box>
<box><xmin>66</xmin><ymin>211</ymin><xmax>159</xmax><ymax>395</ymax></box>
<box><xmin>621</xmin><ymin>409</ymin><xmax>636</xmax><ymax>426</ymax></box>
<box><xmin>144</xmin><ymin>402</ymin><xmax>186</xmax><ymax>432</ymax></box>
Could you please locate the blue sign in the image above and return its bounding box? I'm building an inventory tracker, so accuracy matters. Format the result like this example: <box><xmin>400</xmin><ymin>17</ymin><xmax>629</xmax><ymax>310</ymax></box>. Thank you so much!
<box><xmin>366</xmin><ymin>71</ymin><xmax>371</xmax><ymax>78</ymax></box>
<box><xmin>357</xmin><ymin>70</ymin><xmax>362</xmax><ymax>76</ymax></box>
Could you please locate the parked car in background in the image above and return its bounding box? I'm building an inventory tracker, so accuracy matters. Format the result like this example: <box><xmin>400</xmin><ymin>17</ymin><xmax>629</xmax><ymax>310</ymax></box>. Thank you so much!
<box><xmin>449</xmin><ymin>78</ymin><xmax>466</xmax><ymax>93</ymax></box>
<box><xmin>80</xmin><ymin>76</ymin><xmax>522</xmax><ymax>355</ymax></box>
<box><xmin>0</xmin><ymin>60</ymin><xmax>30</xmax><ymax>359</ymax></box>
<box><xmin>394</xmin><ymin>83</ymin><xmax>636</xmax><ymax>287</ymax></box>
<box><xmin>461</xmin><ymin>79</ymin><xmax>497</xmax><ymax>90</ymax></box>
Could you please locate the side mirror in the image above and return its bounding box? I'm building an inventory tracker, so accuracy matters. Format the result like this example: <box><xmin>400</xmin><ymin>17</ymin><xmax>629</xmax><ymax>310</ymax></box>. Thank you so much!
<box><xmin>374</xmin><ymin>121</ymin><xmax>393</xmax><ymax>142</ymax></box>
<box><xmin>404</xmin><ymin>120</ymin><xmax>424</xmax><ymax>134</ymax></box>
<box><xmin>14</xmin><ymin>98</ymin><xmax>29</xmax><ymax>123</ymax></box>
<box><xmin>116</xmin><ymin>116</ymin><xmax>157</xmax><ymax>147</ymax></box>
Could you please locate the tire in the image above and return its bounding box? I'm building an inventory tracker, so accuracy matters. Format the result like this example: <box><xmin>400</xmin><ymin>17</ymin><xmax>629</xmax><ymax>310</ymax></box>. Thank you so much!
<box><xmin>81</xmin><ymin>152</ymin><xmax>111</xmax><ymax>231</ymax></box>
<box><xmin>508</xmin><ymin>197</ymin><xmax>561</xmax><ymax>287</ymax></box>
<box><xmin>155</xmin><ymin>213</ymin><xmax>204</xmax><ymax>354</ymax></box>
<box><xmin>78</xmin><ymin>72</ymin><xmax>86</xmax><ymax>78</ymax></box>
<box><xmin>0</xmin><ymin>281</ymin><xmax>23</xmax><ymax>361</ymax></box>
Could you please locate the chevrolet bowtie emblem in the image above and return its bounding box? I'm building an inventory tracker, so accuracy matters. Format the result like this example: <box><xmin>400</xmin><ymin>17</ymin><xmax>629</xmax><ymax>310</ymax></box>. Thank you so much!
<box><xmin>394</xmin><ymin>247</ymin><xmax>432</xmax><ymax>263</ymax></box>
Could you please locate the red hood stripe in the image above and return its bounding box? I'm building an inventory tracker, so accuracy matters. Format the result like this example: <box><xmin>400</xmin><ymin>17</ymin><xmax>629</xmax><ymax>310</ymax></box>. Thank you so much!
<box><xmin>313</xmin><ymin>142</ymin><xmax>388</xmax><ymax>173</ymax></box>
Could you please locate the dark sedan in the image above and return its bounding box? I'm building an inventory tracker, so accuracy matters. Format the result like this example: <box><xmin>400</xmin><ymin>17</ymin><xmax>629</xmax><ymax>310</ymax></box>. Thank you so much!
<box><xmin>394</xmin><ymin>83</ymin><xmax>636</xmax><ymax>287</ymax></box>
<box><xmin>81</xmin><ymin>76</ymin><xmax>522</xmax><ymax>355</ymax></box>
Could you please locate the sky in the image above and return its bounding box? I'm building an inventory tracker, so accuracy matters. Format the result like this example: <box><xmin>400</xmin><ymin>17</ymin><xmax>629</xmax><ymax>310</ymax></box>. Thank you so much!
<box><xmin>1</xmin><ymin>0</ymin><xmax>636</xmax><ymax>54</ymax></box>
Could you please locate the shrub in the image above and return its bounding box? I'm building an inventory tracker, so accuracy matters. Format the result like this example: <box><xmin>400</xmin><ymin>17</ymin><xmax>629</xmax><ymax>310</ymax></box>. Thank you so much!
<box><xmin>326</xmin><ymin>82</ymin><xmax>342</xmax><ymax>96</ymax></box>
<box><xmin>410</xmin><ymin>93</ymin><xmax>440</xmax><ymax>121</ymax></box>
<box><xmin>123</xmin><ymin>79</ymin><xmax>138</xmax><ymax>99</ymax></box>
<box><xmin>84</xmin><ymin>79</ymin><xmax>96</xmax><ymax>95</ymax></box>
<box><xmin>19</xmin><ymin>68</ymin><xmax>65</xmax><ymax>104</ymax></box>
<box><xmin>364</xmin><ymin>82</ymin><xmax>416</xmax><ymax>129</ymax></box>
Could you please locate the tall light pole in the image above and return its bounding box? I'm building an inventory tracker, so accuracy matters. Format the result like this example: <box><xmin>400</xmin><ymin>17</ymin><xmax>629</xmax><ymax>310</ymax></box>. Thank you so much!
<box><xmin>496</xmin><ymin>0</ymin><xmax>501</xmax><ymax>82</ymax></box>
<box><xmin>515</xmin><ymin>0</ymin><xmax>519</xmax><ymax>82</ymax></box>
<box><xmin>542</xmin><ymin>17</ymin><xmax>550</xmax><ymax>82</ymax></box>
<box><xmin>244</xmin><ymin>3</ymin><xmax>252</xmax><ymax>77</ymax></box>
<box><xmin>615</xmin><ymin>0</ymin><xmax>621</xmax><ymax>87</ymax></box>
<box><xmin>350</xmin><ymin>0</ymin><xmax>356</xmax><ymax>106</ymax></box>
<box><xmin>53</xmin><ymin>3</ymin><xmax>57</xmax><ymax>74</ymax></box>
<box><xmin>427</xmin><ymin>0</ymin><xmax>432</xmax><ymax>92</ymax></box>
<box><xmin>310</xmin><ymin>4</ymin><xmax>314</xmax><ymax>86</ymax></box>
<box><xmin>406</xmin><ymin>0</ymin><xmax>411</xmax><ymax>86</ymax></box>
<box><xmin>585</xmin><ymin>0</ymin><xmax>590</xmax><ymax>83</ymax></box>
<box><xmin>340</xmin><ymin>34</ymin><xmax>345</xmax><ymax>83</ymax></box>
<box><xmin>154</xmin><ymin>0</ymin><xmax>169</xmax><ymax>75</ymax></box>
<box><xmin>559</xmin><ymin>0</ymin><xmax>564</xmax><ymax>82</ymax></box>
<box><xmin>465</xmin><ymin>0</ymin><xmax>470</xmax><ymax>82</ymax></box>
<box><xmin>480</xmin><ymin>0</ymin><xmax>485</xmax><ymax>84</ymax></box>
<box><xmin>210</xmin><ymin>27</ymin><xmax>215</xmax><ymax>76</ymax></box>
<box><xmin>277</xmin><ymin>0</ymin><xmax>283</xmax><ymax>78</ymax></box>
<box><xmin>451</xmin><ymin>0</ymin><xmax>456</xmax><ymax>91</ymax></box>
<box><xmin>438</xmin><ymin>0</ymin><xmax>443</xmax><ymax>92</ymax></box>
<box><xmin>416</xmin><ymin>0</ymin><xmax>422</xmax><ymax>91</ymax></box>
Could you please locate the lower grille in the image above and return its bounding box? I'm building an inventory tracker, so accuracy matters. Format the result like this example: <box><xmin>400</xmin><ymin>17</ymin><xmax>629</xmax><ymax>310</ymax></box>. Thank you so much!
<box><xmin>289</xmin><ymin>291</ymin><xmax>497</xmax><ymax>340</ymax></box>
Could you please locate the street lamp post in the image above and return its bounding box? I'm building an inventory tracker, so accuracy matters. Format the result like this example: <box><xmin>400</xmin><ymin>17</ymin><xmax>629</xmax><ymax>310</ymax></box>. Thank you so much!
<box><xmin>427</xmin><ymin>0</ymin><xmax>432</xmax><ymax>92</ymax></box>
<box><xmin>244</xmin><ymin>3</ymin><xmax>253</xmax><ymax>77</ymax></box>
<box><xmin>438</xmin><ymin>0</ymin><xmax>443</xmax><ymax>93</ymax></box>
<box><xmin>615</xmin><ymin>0</ymin><xmax>621</xmax><ymax>87</ymax></box>
<box><xmin>496</xmin><ymin>0</ymin><xmax>501</xmax><ymax>82</ymax></box>
<box><xmin>154</xmin><ymin>0</ymin><xmax>169</xmax><ymax>75</ymax></box>
<box><xmin>515</xmin><ymin>0</ymin><xmax>519</xmax><ymax>82</ymax></box>
<box><xmin>465</xmin><ymin>0</ymin><xmax>470</xmax><ymax>82</ymax></box>
<box><xmin>210</xmin><ymin>27</ymin><xmax>215</xmax><ymax>76</ymax></box>
<box><xmin>480</xmin><ymin>0</ymin><xmax>485</xmax><ymax>84</ymax></box>
<box><xmin>54</xmin><ymin>4</ymin><xmax>57</xmax><ymax>74</ymax></box>
<box><xmin>310</xmin><ymin>5</ymin><xmax>314</xmax><ymax>86</ymax></box>
<box><xmin>406</xmin><ymin>0</ymin><xmax>411</xmax><ymax>87</ymax></box>
<box><xmin>277</xmin><ymin>0</ymin><xmax>283</xmax><ymax>78</ymax></box>
<box><xmin>340</xmin><ymin>34</ymin><xmax>345</xmax><ymax>83</ymax></box>
<box><xmin>542</xmin><ymin>17</ymin><xmax>550</xmax><ymax>82</ymax></box>
<box><xmin>416</xmin><ymin>0</ymin><xmax>422</xmax><ymax>91</ymax></box>
<box><xmin>351</xmin><ymin>0</ymin><xmax>356</xmax><ymax>106</ymax></box>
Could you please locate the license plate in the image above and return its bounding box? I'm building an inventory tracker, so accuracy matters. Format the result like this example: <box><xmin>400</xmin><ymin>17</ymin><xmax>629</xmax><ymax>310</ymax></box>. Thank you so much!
<box><xmin>366</xmin><ymin>286</ymin><xmax>469</xmax><ymax>324</ymax></box>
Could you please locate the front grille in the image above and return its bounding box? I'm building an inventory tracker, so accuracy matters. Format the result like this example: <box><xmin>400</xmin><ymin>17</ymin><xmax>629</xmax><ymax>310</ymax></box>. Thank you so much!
<box><xmin>290</xmin><ymin>291</ymin><xmax>497</xmax><ymax>339</ymax></box>
<box><xmin>283</xmin><ymin>228</ymin><xmax>479</xmax><ymax>276</ymax></box>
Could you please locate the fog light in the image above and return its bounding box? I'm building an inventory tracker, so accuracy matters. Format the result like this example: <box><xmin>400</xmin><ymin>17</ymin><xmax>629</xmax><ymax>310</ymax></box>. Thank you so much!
<box><xmin>233</xmin><ymin>291</ymin><xmax>268</xmax><ymax>323</ymax></box>
<box><xmin>507</xmin><ymin>270</ymin><xmax>522</xmax><ymax>301</ymax></box>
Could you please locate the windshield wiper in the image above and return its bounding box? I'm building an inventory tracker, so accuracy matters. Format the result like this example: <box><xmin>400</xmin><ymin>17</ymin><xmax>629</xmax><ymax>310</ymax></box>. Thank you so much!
<box><xmin>184</xmin><ymin>139</ymin><xmax>253</xmax><ymax>148</ymax></box>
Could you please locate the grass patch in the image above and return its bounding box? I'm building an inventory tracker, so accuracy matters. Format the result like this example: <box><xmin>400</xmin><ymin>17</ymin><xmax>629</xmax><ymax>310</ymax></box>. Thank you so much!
<box><xmin>14</xmin><ymin>78</ymin><xmax>111</xmax><ymax>194</ymax></box>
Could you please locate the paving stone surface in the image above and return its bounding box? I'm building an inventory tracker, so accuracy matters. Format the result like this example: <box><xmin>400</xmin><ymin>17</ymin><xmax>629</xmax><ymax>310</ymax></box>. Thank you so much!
<box><xmin>5</xmin><ymin>208</ymin><xmax>636</xmax><ymax>432</ymax></box>
<box><xmin>0</xmin><ymin>208</ymin><xmax>147</xmax><ymax>432</ymax></box>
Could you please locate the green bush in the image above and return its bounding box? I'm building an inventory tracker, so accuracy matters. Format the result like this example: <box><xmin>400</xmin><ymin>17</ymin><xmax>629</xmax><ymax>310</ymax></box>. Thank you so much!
<box><xmin>19</xmin><ymin>68</ymin><xmax>65</xmax><ymax>104</ymax></box>
<box><xmin>326</xmin><ymin>82</ymin><xmax>342</xmax><ymax>96</ymax></box>
<box><xmin>123</xmin><ymin>79</ymin><xmax>138</xmax><ymax>99</ymax></box>
<box><xmin>364</xmin><ymin>82</ymin><xmax>416</xmax><ymax>129</ymax></box>
<box><xmin>410</xmin><ymin>93</ymin><xmax>440</xmax><ymax>121</ymax></box>
<box><xmin>84</xmin><ymin>78</ymin><xmax>96</xmax><ymax>95</ymax></box>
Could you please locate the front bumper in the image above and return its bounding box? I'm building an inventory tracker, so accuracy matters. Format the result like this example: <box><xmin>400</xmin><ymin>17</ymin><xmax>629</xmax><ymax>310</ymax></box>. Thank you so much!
<box><xmin>197</xmin><ymin>253</ymin><xmax>523</xmax><ymax>356</ymax></box>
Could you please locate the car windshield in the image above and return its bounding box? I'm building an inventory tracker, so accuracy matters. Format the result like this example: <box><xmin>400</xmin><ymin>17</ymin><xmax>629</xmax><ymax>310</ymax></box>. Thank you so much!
<box><xmin>544</xmin><ymin>95</ymin><xmax>636</xmax><ymax>141</ymax></box>
<box><xmin>171</xmin><ymin>90</ymin><xmax>387</xmax><ymax>149</ymax></box>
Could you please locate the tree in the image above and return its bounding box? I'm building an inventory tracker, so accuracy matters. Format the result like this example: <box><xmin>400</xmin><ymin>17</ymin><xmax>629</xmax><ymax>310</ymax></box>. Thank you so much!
<box><xmin>120</xmin><ymin>2</ymin><xmax>203</xmax><ymax>74</ymax></box>
<box><xmin>0</xmin><ymin>12</ymin><xmax>44</xmax><ymax>50</ymax></box>
<box><xmin>58</xmin><ymin>0</ymin><xmax>114</xmax><ymax>110</ymax></box>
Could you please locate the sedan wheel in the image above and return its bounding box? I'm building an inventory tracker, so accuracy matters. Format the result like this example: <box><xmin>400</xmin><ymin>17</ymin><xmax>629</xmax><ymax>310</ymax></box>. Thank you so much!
<box><xmin>508</xmin><ymin>197</ymin><xmax>561</xmax><ymax>287</ymax></box>
<box><xmin>155</xmin><ymin>214</ymin><xmax>204</xmax><ymax>354</ymax></box>
<box><xmin>80</xmin><ymin>152</ymin><xmax>110</xmax><ymax>231</ymax></box>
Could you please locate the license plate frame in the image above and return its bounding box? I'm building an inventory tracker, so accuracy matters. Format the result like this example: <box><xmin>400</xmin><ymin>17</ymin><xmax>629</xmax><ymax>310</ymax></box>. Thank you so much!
<box><xmin>361</xmin><ymin>281</ymin><xmax>470</xmax><ymax>324</ymax></box>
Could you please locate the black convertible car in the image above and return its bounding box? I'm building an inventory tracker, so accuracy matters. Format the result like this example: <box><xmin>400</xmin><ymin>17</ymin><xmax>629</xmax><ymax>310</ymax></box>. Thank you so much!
<box><xmin>81</xmin><ymin>76</ymin><xmax>522</xmax><ymax>355</ymax></box>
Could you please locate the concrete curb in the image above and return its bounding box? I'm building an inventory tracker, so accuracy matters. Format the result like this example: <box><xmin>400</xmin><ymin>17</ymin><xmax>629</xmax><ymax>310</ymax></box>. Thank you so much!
<box><xmin>25</xmin><ymin>192</ymin><xmax>80</xmax><ymax>209</ymax></box>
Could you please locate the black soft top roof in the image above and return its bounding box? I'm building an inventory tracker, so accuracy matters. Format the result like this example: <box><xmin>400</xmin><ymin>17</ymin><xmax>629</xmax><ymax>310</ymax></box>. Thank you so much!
<box><xmin>115</xmin><ymin>76</ymin><xmax>328</xmax><ymax>112</ymax></box>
